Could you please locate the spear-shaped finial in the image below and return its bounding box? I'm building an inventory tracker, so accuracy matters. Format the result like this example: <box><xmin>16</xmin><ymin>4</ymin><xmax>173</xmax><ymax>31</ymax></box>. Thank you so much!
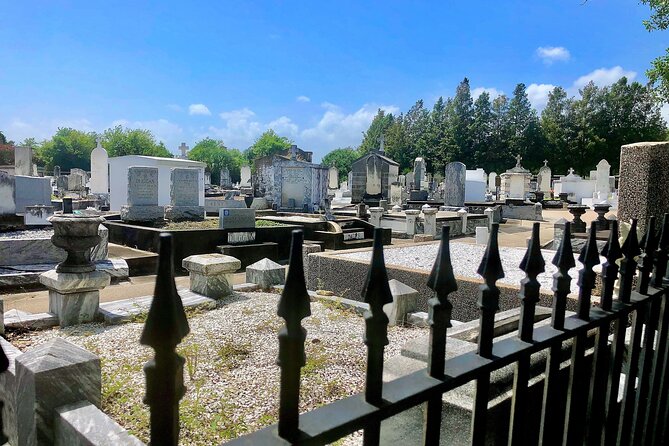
<box><xmin>477</xmin><ymin>223</ymin><xmax>504</xmax><ymax>358</ymax></box>
<box><xmin>600</xmin><ymin>220</ymin><xmax>622</xmax><ymax>311</ymax></box>
<box><xmin>637</xmin><ymin>216</ymin><xmax>657</xmax><ymax>294</ymax></box>
<box><xmin>619</xmin><ymin>219</ymin><xmax>640</xmax><ymax>304</ymax></box>
<box><xmin>518</xmin><ymin>223</ymin><xmax>545</xmax><ymax>342</ymax></box>
<box><xmin>622</xmin><ymin>219</ymin><xmax>641</xmax><ymax>260</ymax></box>
<box><xmin>550</xmin><ymin>222</ymin><xmax>575</xmax><ymax>330</ymax></box>
<box><xmin>477</xmin><ymin>223</ymin><xmax>505</xmax><ymax>285</ymax></box>
<box><xmin>278</xmin><ymin>230</ymin><xmax>311</xmax><ymax>322</ymax></box>
<box><xmin>576</xmin><ymin>225</ymin><xmax>600</xmax><ymax>320</ymax></box>
<box><xmin>362</xmin><ymin>228</ymin><xmax>393</xmax><ymax>311</ymax></box>
<box><xmin>656</xmin><ymin>214</ymin><xmax>669</xmax><ymax>286</ymax></box>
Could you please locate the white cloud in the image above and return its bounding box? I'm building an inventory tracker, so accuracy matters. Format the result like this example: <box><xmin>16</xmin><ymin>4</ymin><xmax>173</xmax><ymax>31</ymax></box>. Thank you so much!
<box><xmin>206</xmin><ymin>108</ymin><xmax>264</xmax><ymax>149</ymax></box>
<box><xmin>296</xmin><ymin>95</ymin><xmax>311</xmax><ymax>103</ymax></box>
<box><xmin>188</xmin><ymin>103</ymin><xmax>211</xmax><ymax>116</ymax></box>
<box><xmin>1</xmin><ymin>118</ymin><xmax>94</xmax><ymax>143</ymax></box>
<box><xmin>167</xmin><ymin>104</ymin><xmax>182</xmax><ymax>112</ymax></box>
<box><xmin>536</xmin><ymin>46</ymin><xmax>571</xmax><ymax>64</ymax></box>
<box><xmin>527</xmin><ymin>83</ymin><xmax>557</xmax><ymax>111</ymax></box>
<box><xmin>267</xmin><ymin>116</ymin><xmax>299</xmax><ymax>137</ymax></box>
<box><xmin>111</xmin><ymin>118</ymin><xmax>183</xmax><ymax>149</ymax></box>
<box><xmin>300</xmin><ymin>103</ymin><xmax>399</xmax><ymax>152</ymax></box>
<box><xmin>472</xmin><ymin>87</ymin><xmax>504</xmax><ymax>100</ymax></box>
<box><xmin>573</xmin><ymin>66</ymin><xmax>637</xmax><ymax>90</ymax></box>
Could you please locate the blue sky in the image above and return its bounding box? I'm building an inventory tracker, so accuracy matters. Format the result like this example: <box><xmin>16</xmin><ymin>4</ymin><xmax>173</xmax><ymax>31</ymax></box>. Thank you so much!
<box><xmin>1</xmin><ymin>0</ymin><xmax>666</xmax><ymax>161</ymax></box>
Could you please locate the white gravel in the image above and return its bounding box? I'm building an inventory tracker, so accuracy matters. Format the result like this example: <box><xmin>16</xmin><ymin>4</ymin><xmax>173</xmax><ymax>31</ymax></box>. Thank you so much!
<box><xmin>337</xmin><ymin>242</ymin><xmax>594</xmax><ymax>295</ymax></box>
<box><xmin>12</xmin><ymin>291</ymin><xmax>428</xmax><ymax>446</ymax></box>
<box><xmin>0</xmin><ymin>228</ymin><xmax>54</xmax><ymax>240</ymax></box>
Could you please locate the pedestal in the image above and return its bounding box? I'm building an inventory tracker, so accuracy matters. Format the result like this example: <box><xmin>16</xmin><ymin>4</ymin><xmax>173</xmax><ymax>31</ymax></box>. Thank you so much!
<box><xmin>593</xmin><ymin>203</ymin><xmax>612</xmax><ymax>230</ymax></box>
<box><xmin>120</xmin><ymin>205</ymin><xmax>164</xmax><ymax>223</ymax></box>
<box><xmin>182</xmin><ymin>253</ymin><xmax>241</xmax><ymax>298</ymax></box>
<box><xmin>567</xmin><ymin>205</ymin><xmax>588</xmax><ymax>233</ymax></box>
<box><xmin>369</xmin><ymin>207</ymin><xmax>384</xmax><ymax>227</ymax></box>
<box><xmin>405</xmin><ymin>210</ymin><xmax>420</xmax><ymax>236</ymax></box>
<box><xmin>422</xmin><ymin>208</ymin><xmax>438</xmax><ymax>236</ymax></box>
<box><xmin>164</xmin><ymin>205</ymin><xmax>205</xmax><ymax>221</ymax></box>
<box><xmin>39</xmin><ymin>269</ymin><xmax>110</xmax><ymax>327</ymax></box>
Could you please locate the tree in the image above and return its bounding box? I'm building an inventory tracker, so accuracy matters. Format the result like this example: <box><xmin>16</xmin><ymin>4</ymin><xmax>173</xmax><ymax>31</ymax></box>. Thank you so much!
<box><xmin>36</xmin><ymin>128</ymin><xmax>97</xmax><ymax>171</ymax></box>
<box><xmin>450</xmin><ymin>78</ymin><xmax>475</xmax><ymax>165</ymax></box>
<box><xmin>101</xmin><ymin>126</ymin><xmax>173</xmax><ymax>158</ymax></box>
<box><xmin>506</xmin><ymin>83</ymin><xmax>544</xmax><ymax>170</ymax></box>
<box><xmin>0</xmin><ymin>131</ymin><xmax>7</xmax><ymax>145</ymax></box>
<box><xmin>642</xmin><ymin>0</ymin><xmax>669</xmax><ymax>101</ymax></box>
<box><xmin>471</xmin><ymin>92</ymin><xmax>494</xmax><ymax>169</ymax></box>
<box><xmin>358</xmin><ymin>109</ymin><xmax>394</xmax><ymax>154</ymax></box>
<box><xmin>541</xmin><ymin>86</ymin><xmax>573</xmax><ymax>172</ymax></box>
<box><xmin>188</xmin><ymin>138</ymin><xmax>245</xmax><ymax>184</ymax></box>
<box><xmin>244</xmin><ymin>129</ymin><xmax>292</xmax><ymax>162</ymax></box>
<box><xmin>322</xmin><ymin>147</ymin><xmax>360</xmax><ymax>179</ymax></box>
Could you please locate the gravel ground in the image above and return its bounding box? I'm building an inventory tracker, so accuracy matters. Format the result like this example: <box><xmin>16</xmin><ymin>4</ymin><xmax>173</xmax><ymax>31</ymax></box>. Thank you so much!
<box><xmin>11</xmin><ymin>291</ymin><xmax>428</xmax><ymax>445</ymax></box>
<box><xmin>338</xmin><ymin>242</ymin><xmax>597</xmax><ymax>294</ymax></box>
<box><xmin>0</xmin><ymin>228</ymin><xmax>54</xmax><ymax>240</ymax></box>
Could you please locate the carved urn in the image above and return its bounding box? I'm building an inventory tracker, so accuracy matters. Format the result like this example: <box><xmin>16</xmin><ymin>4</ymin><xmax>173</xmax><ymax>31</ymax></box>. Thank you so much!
<box><xmin>49</xmin><ymin>214</ymin><xmax>104</xmax><ymax>273</ymax></box>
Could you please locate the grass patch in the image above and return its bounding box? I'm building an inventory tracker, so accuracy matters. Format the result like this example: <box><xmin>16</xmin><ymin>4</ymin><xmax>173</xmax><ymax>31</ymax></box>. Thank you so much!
<box><xmin>216</xmin><ymin>340</ymin><xmax>252</xmax><ymax>370</ymax></box>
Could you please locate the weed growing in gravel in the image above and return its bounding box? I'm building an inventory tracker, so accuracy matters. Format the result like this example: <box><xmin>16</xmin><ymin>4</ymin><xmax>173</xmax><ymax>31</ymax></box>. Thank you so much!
<box><xmin>216</xmin><ymin>340</ymin><xmax>252</xmax><ymax>370</ymax></box>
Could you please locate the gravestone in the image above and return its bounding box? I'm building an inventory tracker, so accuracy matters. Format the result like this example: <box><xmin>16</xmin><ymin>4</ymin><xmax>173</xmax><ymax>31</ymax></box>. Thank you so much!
<box><xmin>488</xmin><ymin>172</ymin><xmax>497</xmax><ymax>192</ymax></box>
<box><xmin>67</xmin><ymin>172</ymin><xmax>85</xmax><ymax>192</ymax></box>
<box><xmin>14</xmin><ymin>176</ymin><xmax>51</xmax><ymax>213</ymax></box>
<box><xmin>390</xmin><ymin>184</ymin><xmax>403</xmax><ymax>206</ymax></box>
<box><xmin>14</xmin><ymin>146</ymin><xmax>33</xmax><ymax>176</ymax></box>
<box><xmin>240</xmin><ymin>165</ymin><xmax>251</xmax><ymax>186</ymax></box>
<box><xmin>537</xmin><ymin>161</ymin><xmax>551</xmax><ymax>193</ymax></box>
<box><xmin>328</xmin><ymin>167</ymin><xmax>339</xmax><ymax>189</ymax></box>
<box><xmin>385</xmin><ymin>279</ymin><xmax>419</xmax><ymax>326</ymax></box>
<box><xmin>595</xmin><ymin>159</ymin><xmax>611</xmax><ymax>196</ymax></box>
<box><xmin>204</xmin><ymin>171</ymin><xmax>211</xmax><ymax>186</ymax></box>
<box><xmin>219</xmin><ymin>208</ymin><xmax>256</xmax><ymax>229</ymax></box>
<box><xmin>119</xmin><ymin>166</ymin><xmax>164</xmax><ymax>222</ymax></box>
<box><xmin>220</xmin><ymin>167</ymin><xmax>232</xmax><ymax>189</ymax></box>
<box><xmin>53</xmin><ymin>166</ymin><xmax>61</xmax><ymax>177</ymax></box>
<box><xmin>0</xmin><ymin>171</ymin><xmax>16</xmax><ymax>215</ymax></box>
<box><xmin>90</xmin><ymin>138</ymin><xmax>108</xmax><ymax>194</ymax></box>
<box><xmin>413</xmin><ymin>158</ymin><xmax>426</xmax><ymax>190</ymax></box>
<box><xmin>165</xmin><ymin>168</ymin><xmax>204</xmax><ymax>221</ymax></box>
<box><xmin>56</xmin><ymin>175</ymin><xmax>68</xmax><ymax>192</ymax></box>
<box><xmin>444</xmin><ymin>162</ymin><xmax>466</xmax><ymax>207</ymax></box>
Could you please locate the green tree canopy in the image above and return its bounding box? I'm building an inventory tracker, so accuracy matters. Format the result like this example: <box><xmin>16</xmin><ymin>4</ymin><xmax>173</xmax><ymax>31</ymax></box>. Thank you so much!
<box><xmin>642</xmin><ymin>0</ymin><xmax>669</xmax><ymax>101</ymax></box>
<box><xmin>0</xmin><ymin>131</ymin><xmax>7</xmax><ymax>145</ymax></box>
<box><xmin>36</xmin><ymin>128</ymin><xmax>97</xmax><ymax>171</ymax></box>
<box><xmin>188</xmin><ymin>137</ymin><xmax>245</xmax><ymax>184</ymax></box>
<box><xmin>321</xmin><ymin>147</ymin><xmax>360</xmax><ymax>179</ymax></box>
<box><xmin>358</xmin><ymin>109</ymin><xmax>394</xmax><ymax>154</ymax></box>
<box><xmin>244</xmin><ymin>129</ymin><xmax>292</xmax><ymax>162</ymax></box>
<box><xmin>101</xmin><ymin>126</ymin><xmax>173</xmax><ymax>158</ymax></box>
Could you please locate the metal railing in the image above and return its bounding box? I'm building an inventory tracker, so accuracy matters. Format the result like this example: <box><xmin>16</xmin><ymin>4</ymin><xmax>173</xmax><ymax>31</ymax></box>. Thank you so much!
<box><xmin>3</xmin><ymin>212</ymin><xmax>666</xmax><ymax>445</ymax></box>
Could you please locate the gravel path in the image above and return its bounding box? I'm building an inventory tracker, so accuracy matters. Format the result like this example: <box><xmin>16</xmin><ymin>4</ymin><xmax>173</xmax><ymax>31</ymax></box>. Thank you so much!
<box><xmin>12</xmin><ymin>291</ymin><xmax>428</xmax><ymax>445</ymax></box>
<box><xmin>0</xmin><ymin>228</ymin><xmax>54</xmax><ymax>240</ymax></box>
<box><xmin>338</xmin><ymin>242</ymin><xmax>596</xmax><ymax>294</ymax></box>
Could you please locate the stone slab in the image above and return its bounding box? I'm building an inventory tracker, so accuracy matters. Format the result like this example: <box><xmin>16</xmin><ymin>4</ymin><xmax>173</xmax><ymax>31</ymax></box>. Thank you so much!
<box><xmin>219</xmin><ymin>208</ymin><xmax>256</xmax><ymax>229</ymax></box>
<box><xmin>119</xmin><ymin>205</ymin><xmax>164</xmax><ymax>223</ymax></box>
<box><xmin>4</xmin><ymin>309</ymin><xmax>58</xmax><ymax>330</ymax></box>
<box><xmin>164</xmin><ymin>205</ymin><xmax>205</xmax><ymax>221</ymax></box>
<box><xmin>126</xmin><ymin>166</ymin><xmax>158</xmax><ymax>206</ymax></box>
<box><xmin>55</xmin><ymin>401</ymin><xmax>144</xmax><ymax>446</ymax></box>
<box><xmin>170</xmin><ymin>168</ymin><xmax>199</xmax><ymax>206</ymax></box>
<box><xmin>182</xmin><ymin>253</ymin><xmax>241</xmax><ymax>275</ymax></box>
<box><xmin>39</xmin><ymin>269</ymin><xmax>111</xmax><ymax>294</ymax></box>
<box><xmin>49</xmin><ymin>290</ymin><xmax>100</xmax><ymax>327</ymax></box>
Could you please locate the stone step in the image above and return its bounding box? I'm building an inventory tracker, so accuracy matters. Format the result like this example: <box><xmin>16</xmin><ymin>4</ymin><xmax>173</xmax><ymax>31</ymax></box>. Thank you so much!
<box><xmin>4</xmin><ymin>309</ymin><xmax>58</xmax><ymax>330</ymax></box>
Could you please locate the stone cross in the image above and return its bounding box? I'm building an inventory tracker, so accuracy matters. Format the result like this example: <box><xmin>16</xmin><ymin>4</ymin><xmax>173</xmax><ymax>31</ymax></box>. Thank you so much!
<box><xmin>378</xmin><ymin>133</ymin><xmax>385</xmax><ymax>152</ymax></box>
<box><xmin>543</xmin><ymin>159</ymin><xmax>548</xmax><ymax>167</ymax></box>
<box><xmin>515</xmin><ymin>154</ymin><xmax>522</xmax><ymax>167</ymax></box>
<box><xmin>96</xmin><ymin>137</ymin><xmax>102</xmax><ymax>149</ymax></box>
<box><xmin>179</xmin><ymin>143</ymin><xmax>189</xmax><ymax>158</ymax></box>
<box><xmin>568</xmin><ymin>167</ymin><xmax>575</xmax><ymax>175</ymax></box>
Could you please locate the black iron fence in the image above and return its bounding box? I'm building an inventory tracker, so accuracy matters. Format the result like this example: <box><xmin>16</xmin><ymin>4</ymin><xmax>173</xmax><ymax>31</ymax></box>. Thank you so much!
<box><xmin>2</xmin><ymin>214</ymin><xmax>669</xmax><ymax>445</ymax></box>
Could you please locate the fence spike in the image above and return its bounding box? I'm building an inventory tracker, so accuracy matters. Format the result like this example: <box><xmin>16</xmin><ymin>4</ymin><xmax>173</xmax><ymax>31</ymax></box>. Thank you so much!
<box><xmin>575</xmin><ymin>224</ymin><xmax>600</xmax><ymax>320</ymax></box>
<box><xmin>600</xmin><ymin>220</ymin><xmax>622</xmax><ymax>311</ymax></box>
<box><xmin>550</xmin><ymin>221</ymin><xmax>575</xmax><ymax>331</ymax></box>
<box><xmin>140</xmin><ymin>234</ymin><xmax>189</xmax><ymax>446</ymax></box>
<box><xmin>637</xmin><ymin>216</ymin><xmax>657</xmax><ymax>294</ymax></box>
<box><xmin>276</xmin><ymin>230</ymin><xmax>311</xmax><ymax>440</ymax></box>
<box><xmin>362</xmin><ymin>228</ymin><xmax>392</xmax><ymax>444</ymax></box>
<box><xmin>476</xmin><ymin>222</ymin><xmax>504</xmax><ymax>358</ymax></box>
<box><xmin>622</xmin><ymin>218</ymin><xmax>641</xmax><ymax>259</ymax></box>
<box><xmin>0</xmin><ymin>342</ymin><xmax>8</xmax><ymax>444</ymax></box>
<box><xmin>518</xmin><ymin>222</ymin><xmax>545</xmax><ymax>342</ymax></box>
<box><xmin>655</xmin><ymin>213</ymin><xmax>669</xmax><ymax>287</ymax></box>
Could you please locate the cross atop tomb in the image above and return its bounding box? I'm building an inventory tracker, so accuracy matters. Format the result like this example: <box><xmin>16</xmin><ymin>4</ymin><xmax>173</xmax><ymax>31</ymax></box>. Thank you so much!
<box><xmin>543</xmin><ymin>159</ymin><xmax>548</xmax><ymax>167</ymax></box>
<box><xmin>378</xmin><ymin>133</ymin><xmax>385</xmax><ymax>152</ymax></box>
<box><xmin>179</xmin><ymin>143</ymin><xmax>189</xmax><ymax>158</ymax></box>
<box><xmin>568</xmin><ymin>167</ymin><xmax>575</xmax><ymax>175</ymax></box>
<box><xmin>515</xmin><ymin>154</ymin><xmax>522</xmax><ymax>167</ymax></box>
<box><xmin>96</xmin><ymin>137</ymin><xmax>102</xmax><ymax>149</ymax></box>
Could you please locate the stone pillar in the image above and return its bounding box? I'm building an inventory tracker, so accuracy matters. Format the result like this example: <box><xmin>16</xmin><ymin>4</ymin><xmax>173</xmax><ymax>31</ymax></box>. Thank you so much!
<box><xmin>40</xmin><ymin>270</ymin><xmax>110</xmax><ymax>327</ymax></box>
<box><xmin>484</xmin><ymin>207</ymin><xmax>495</xmax><ymax>231</ymax></box>
<box><xmin>16</xmin><ymin>338</ymin><xmax>101</xmax><ymax>445</ymax></box>
<box><xmin>553</xmin><ymin>218</ymin><xmax>568</xmax><ymax>249</ymax></box>
<box><xmin>405</xmin><ymin>210</ymin><xmax>420</xmax><ymax>236</ymax></box>
<box><xmin>182</xmin><ymin>254</ymin><xmax>241</xmax><ymax>298</ymax></box>
<box><xmin>422</xmin><ymin>208</ymin><xmax>438</xmax><ymax>237</ymax></box>
<box><xmin>303</xmin><ymin>243</ymin><xmax>321</xmax><ymax>279</ymax></box>
<box><xmin>379</xmin><ymin>199</ymin><xmax>388</xmax><ymax>211</ymax></box>
<box><xmin>246</xmin><ymin>258</ymin><xmax>286</xmax><ymax>289</ymax></box>
<box><xmin>476</xmin><ymin>226</ymin><xmax>489</xmax><ymax>245</ymax></box>
<box><xmin>618</xmin><ymin>142</ymin><xmax>669</xmax><ymax>232</ymax></box>
<box><xmin>369</xmin><ymin>207</ymin><xmax>384</xmax><ymax>227</ymax></box>
<box><xmin>458</xmin><ymin>208</ymin><xmax>468</xmax><ymax>235</ymax></box>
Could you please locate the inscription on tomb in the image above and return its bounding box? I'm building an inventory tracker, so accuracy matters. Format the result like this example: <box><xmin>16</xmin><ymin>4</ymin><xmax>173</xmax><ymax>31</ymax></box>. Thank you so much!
<box><xmin>171</xmin><ymin>168</ymin><xmax>199</xmax><ymax>206</ymax></box>
<box><xmin>127</xmin><ymin>167</ymin><xmax>159</xmax><ymax>206</ymax></box>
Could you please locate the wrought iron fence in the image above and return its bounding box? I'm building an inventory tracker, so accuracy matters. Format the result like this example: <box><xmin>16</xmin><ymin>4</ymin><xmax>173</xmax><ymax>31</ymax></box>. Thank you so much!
<box><xmin>2</xmin><ymin>213</ymin><xmax>667</xmax><ymax>445</ymax></box>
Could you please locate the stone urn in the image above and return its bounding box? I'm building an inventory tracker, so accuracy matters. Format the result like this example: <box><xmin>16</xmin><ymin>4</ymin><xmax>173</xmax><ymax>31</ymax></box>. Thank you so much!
<box><xmin>49</xmin><ymin>214</ymin><xmax>104</xmax><ymax>273</ymax></box>
<box><xmin>567</xmin><ymin>204</ymin><xmax>588</xmax><ymax>233</ymax></box>
<box><xmin>593</xmin><ymin>203</ymin><xmax>612</xmax><ymax>230</ymax></box>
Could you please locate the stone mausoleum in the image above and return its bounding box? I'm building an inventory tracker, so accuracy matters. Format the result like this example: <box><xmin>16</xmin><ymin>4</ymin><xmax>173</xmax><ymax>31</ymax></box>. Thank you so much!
<box><xmin>253</xmin><ymin>145</ymin><xmax>328</xmax><ymax>212</ymax></box>
<box><xmin>350</xmin><ymin>150</ymin><xmax>399</xmax><ymax>204</ymax></box>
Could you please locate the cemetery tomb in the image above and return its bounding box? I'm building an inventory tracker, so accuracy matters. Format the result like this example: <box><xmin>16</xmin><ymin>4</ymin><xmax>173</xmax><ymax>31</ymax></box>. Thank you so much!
<box><xmin>328</xmin><ymin>166</ymin><xmax>338</xmax><ymax>189</ymax></box>
<box><xmin>89</xmin><ymin>139</ymin><xmax>109</xmax><ymax>194</ymax></box>
<box><xmin>350</xmin><ymin>150</ymin><xmax>399</xmax><ymax>203</ymax></box>
<box><xmin>537</xmin><ymin>160</ymin><xmax>551</xmax><ymax>194</ymax></box>
<box><xmin>500</xmin><ymin>155</ymin><xmax>532</xmax><ymax>200</ymax></box>
<box><xmin>552</xmin><ymin>168</ymin><xmax>596</xmax><ymax>203</ymax></box>
<box><xmin>465</xmin><ymin>168</ymin><xmax>486</xmax><ymax>202</ymax></box>
<box><xmin>119</xmin><ymin>166</ymin><xmax>165</xmax><ymax>222</ymax></box>
<box><xmin>164</xmin><ymin>168</ymin><xmax>205</xmax><ymax>221</ymax></box>
<box><xmin>0</xmin><ymin>171</ymin><xmax>16</xmax><ymax>215</ymax></box>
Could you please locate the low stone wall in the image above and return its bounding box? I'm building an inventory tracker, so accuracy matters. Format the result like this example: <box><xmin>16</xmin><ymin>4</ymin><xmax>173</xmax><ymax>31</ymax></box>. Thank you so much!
<box><xmin>501</xmin><ymin>202</ymin><xmax>543</xmax><ymax>221</ymax></box>
<box><xmin>306</xmin><ymin>248</ymin><xmax>582</xmax><ymax>322</ymax></box>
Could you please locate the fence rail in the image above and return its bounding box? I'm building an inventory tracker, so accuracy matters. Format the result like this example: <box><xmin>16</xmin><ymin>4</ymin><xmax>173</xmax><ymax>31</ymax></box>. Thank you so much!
<box><xmin>1</xmin><ymin>213</ymin><xmax>666</xmax><ymax>445</ymax></box>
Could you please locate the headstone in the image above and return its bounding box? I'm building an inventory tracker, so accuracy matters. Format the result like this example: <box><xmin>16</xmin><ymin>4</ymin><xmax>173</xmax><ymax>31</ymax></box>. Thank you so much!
<box><xmin>488</xmin><ymin>172</ymin><xmax>497</xmax><ymax>192</ymax></box>
<box><xmin>444</xmin><ymin>162</ymin><xmax>466</xmax><ymax>207</ymax></box>
<box><xmin>369</xmin><ymin>207</ymin><xmax>384</xmax><ymax>227</ymax></box>
<box><xmin>618</xmin><ymin>142</ymin><xmax>669</xmax><ymax>232</ymax></box>
<box><xmin>119</xmin><ymin>166</ymin><xmax>164</xmax><ymax>222</ymax></box>
<box><xmin>14</xmin><ymin>146</ymin><xmax>33</xmax><ymax>176</ymax></box>
<box><xmin>219</xmin><ymin>208</ymin><xmax>256</xmax><ymax>229</ymax></box>
<box><xmin>413</xmin><ymin>158</ymin><xmax>426</xmax><ymax>189</ymax></box>
<box><xmin>182</xmin><ymin>253</ymin><xmax>241</xmax><ymax>298</ymax></box>
<box><xmin>328</xmin><ymin>167</ymin><xmax>339</xmax><ymax>189</ymax></box>
<box><xmin>14</xmin><ymin>176</ymin><xmax>51</xmax><ymax>213</ymax></box>
<box><xmin>537</xmin><ymin>160</ymin><xmax>551</xmax><ymax>193</ymax></box>
<box><xmin>246</xmin><ymin>258</ymin><xmax>285</xmax><ymax>289</ymax></box>
<box><xmin>90</xmin><ymin>138</ymin><xmax>109</xmax><ymax>194</ymax></box>
<box><xmin>250</xmin><ymin>197</ymin><xmax>269</xmax><ymax>210</ymax></box>
<box><xmin>410</xmin><ymin>190</ymin><xmax>428</xmax><ymax>201</ymax></box>
<box><xmin>422</xmin><ymin>208</ymin><xmax>438</xmax><ymax>236</ymax></box>
<box><xmin>390</xmin><ymin>184</ymin><xmax>403</xmax><ymax>206</ymax></box>
<box><xmin>204</xmin><ymin>171</ymin><xmax>211</xmax><ymax>186</ymax></box>
<box><xmin>476</xmin><ymin>226</ymin><xmax>489</xmax><ymax>245</ymax></box>
<box><xmin>67</xmin><ymin>172</ymin><xmax>85</xmax><ymax>192</ymax></box>
<box><xmin>595</xmin><ymin>159</ymin><xmax>611</xmax><ymax>196</ymax></box>
<box><xmin>165</xmin><ymin>168</ymin><xmax>205</xmax><ymax>221</ymax></box>
<box><xmin>56</xmin><ymin>175</ymin><xmax>68</xmax><ymax>192</ymax></box>
<box><xmin>16</xmin><ymin>338</ymin><xmax>101</xmax><ymax>445</ymax></box>
<box><xmin>0</xmin><ymin>171</ymin><xmax>16</xmax><ymax>215</ymax></box>
<box><xmin>384</xmin><ymin>279</ymin><xmax>419</xmax><ymax>326</ymax></box>
<box><xmin>220</xmin><ymin>167</ymin><xmax>232</xmax><ymax>189</ymax></box>
<box><xmin>240</xmin><ymin>165</ymin><xmax>251</xmax><ymax>186</ymax></box>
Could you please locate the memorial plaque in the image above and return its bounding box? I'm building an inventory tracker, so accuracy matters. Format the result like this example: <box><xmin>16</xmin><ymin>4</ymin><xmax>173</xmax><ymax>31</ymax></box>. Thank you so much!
<box><xmin>219</xmin><ymin>208</ymin><xmax>256</xmax><ymax>229</ymax></box>
<box><xmin>170</xmin><ymin>168</ymin><xmax>199</xmax><ymax>206</ymax></box>
<box><xmin>127</xmin><ymin>167</ymin><xmax>159</xmax><ymax>206</ymax></box>
<box><xmin>281</xmin><ymin>167</ymin><xmax>307</xmax><ymax>208</ymax></box>
<box><xmin>227</xmin><ymin>231</ymin><xmax>257</xmax><ymax>244</ymax></box>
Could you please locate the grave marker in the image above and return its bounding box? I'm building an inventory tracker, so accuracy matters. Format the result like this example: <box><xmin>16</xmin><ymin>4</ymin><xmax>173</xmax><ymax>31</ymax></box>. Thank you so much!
<box><xmin>444</xmin><ymin>161</ymin><xmax>466</xmax><ymax>207</ymax></box>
